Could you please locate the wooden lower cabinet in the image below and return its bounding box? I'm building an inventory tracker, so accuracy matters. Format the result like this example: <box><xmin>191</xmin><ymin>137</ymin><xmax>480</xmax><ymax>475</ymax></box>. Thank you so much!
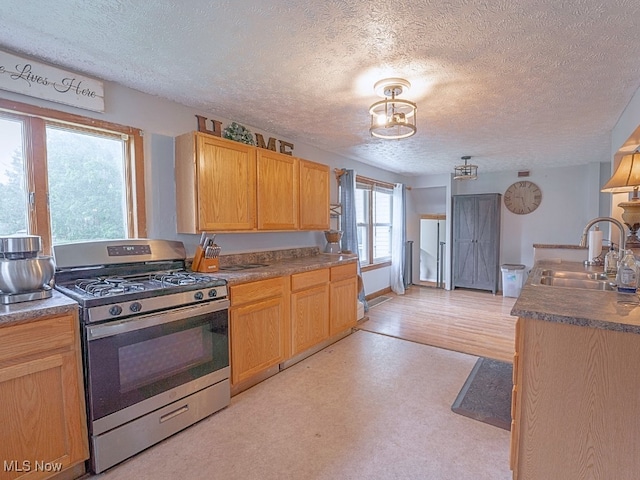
<box><xmin>229</xmin><ymin>262</ymin><xmax>357</xmax><ymax>392</ymax></box>
<box><xmin>330</xmin><ymin>263</ymin><xmax>358</xmax><ymax>335</ymax></box>
<box><xmin>0</xmin><ymin>312</ymin><xmax>89</xmax><ymax>480</ymax></box>
<box><xmin>229</xmin><ymin>277</ymin><xmax>289</xmax><ymax>386</ymax></box>
<box><xmin>511</xmin><ymin>317</ymin><xmax>640</xmax><ymax>479</ymax></box>
<box><xmin>291</xmin><ymin>269</ymin><xmax>330</xmax><ymax>356</ymax></box>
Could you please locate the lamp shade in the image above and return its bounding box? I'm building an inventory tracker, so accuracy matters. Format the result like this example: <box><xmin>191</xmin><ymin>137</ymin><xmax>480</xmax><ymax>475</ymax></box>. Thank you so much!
<box><xmin>601</xmin><ymin>152</ymin><xmax>640</xmax><ymax>192</ymax></box>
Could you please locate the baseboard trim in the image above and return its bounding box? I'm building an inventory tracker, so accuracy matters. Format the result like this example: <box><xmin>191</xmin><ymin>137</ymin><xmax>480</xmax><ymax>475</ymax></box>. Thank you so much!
<box><xmin>366</xmin><ymin>286</ymin><xmax>391</xmax><ymax>301</ymax></box>
<box><xmin>280</xmin><ymin>329</ymin><xmax>353</xmax><ymax>370</ymax></box>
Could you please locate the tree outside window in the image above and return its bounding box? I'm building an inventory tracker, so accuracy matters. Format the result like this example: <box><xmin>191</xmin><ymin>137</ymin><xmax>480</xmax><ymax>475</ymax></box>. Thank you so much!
<box><xmin>0</xmin><ymin>99</ymin><xmax>145</xmax><ymax>254</ymax></box>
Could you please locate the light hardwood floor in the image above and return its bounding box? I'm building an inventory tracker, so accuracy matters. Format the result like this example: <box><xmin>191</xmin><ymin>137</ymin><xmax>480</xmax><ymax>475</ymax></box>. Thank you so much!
<box><xmin>358</xmin><ymin>285</ymin><xmax>517</xmax><ymax>363</ymax></box>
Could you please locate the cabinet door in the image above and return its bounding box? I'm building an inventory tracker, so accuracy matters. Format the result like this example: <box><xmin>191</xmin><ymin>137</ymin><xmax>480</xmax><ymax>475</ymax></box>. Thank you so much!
<box><xmin>299</xmin><ymin>159</ymin><xmax>330</xmax><ymax>230</ymax></box>
<box><xmin>474</xmin><ymin>194</ymin><xmax>501</xmax><ymax>292</ymax></box>
<box><xmin>452</xmin><ymin>194</ymin><xmax>501</xmax><ymax>293</ymax></box>
<box><xmin>230</xmin><ymin>296</ymin><xmax>286</xmax><ymax>384</ymax></box>
<box><xmin>330</xmin><ymin>276</ymin><xmax>358</xmax><ymax>335</ymax></box>
<box><xmin>257</xmin><ymin>151</ymin><xmax>299</xmax><ymax>230</ymax></box>
<box><xmin>0</xmin><ymin>314</ymin><xmax>88</xmax><ymax>479</ymax></box>
<box><xmin>291</xmin><ymin>284</ymin><xmax>329</xmax><ymax>355</ymax></box>
<box><xmin>452</xmin><ymin>195</ymin><xmax>477</xmax><ymax>288</ymax></box>
<box><xmin>197</xmin><ymin>135</ymin><xmax>256</xmax><ymax>231</ymax></box>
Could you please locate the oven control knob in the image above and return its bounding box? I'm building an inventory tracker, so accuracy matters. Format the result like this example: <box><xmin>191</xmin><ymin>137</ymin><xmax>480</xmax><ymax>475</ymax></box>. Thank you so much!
<box><xmin>130</xmin><ymin>302</ymin><xmax>142</xmax><ymax>313</ymax></box>
<box><xmin>208</xmin><ymin>289</ymin><xmax>217</xmax><ymax>298</ymax></box>
<box><xmin>109</xmin><ymin>305</ymin><xmax>123</xmax><ymax>317</ymax></box>
<box><xmin>194</xmin><ymin>291</ymin><xmax>204</xmax><ymax>300</ymax></box>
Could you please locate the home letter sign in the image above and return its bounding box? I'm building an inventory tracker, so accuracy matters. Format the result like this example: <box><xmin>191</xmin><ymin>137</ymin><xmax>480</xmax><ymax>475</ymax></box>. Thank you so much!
<box><xmin>255</xmin><ymin>134</ymin><xmax>277</xmax><ymax>151</ymax></box>
<box><xmin>0</xmin><ymin>50</ymin><xmax>104</xmax><ymax>112</ymax></box>
<box><xmin>195</xmin><ymin>115</ymin><xmax>222</xmax><ymax>136</ymax></box>
<box><xmin>255</xmin><ymin>133</ymin><xmax>294</xmax><ymax>156</ymax></box>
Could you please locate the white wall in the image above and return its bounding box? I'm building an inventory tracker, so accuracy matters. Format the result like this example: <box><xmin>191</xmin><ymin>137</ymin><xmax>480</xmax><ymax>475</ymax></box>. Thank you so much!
<box><xmin>454</xmin><ymin>164</ymin><xmax>606</xmax><ymax>271</ymax></box>
<box><xmin>7</xmin><ymin>71</ymin><xmax>638</xmax><ymax>296</ymax></box>
<box><xmin>0</xmin><ymin>81</ymin><xmax>410</xmax><ymax>297</ymax></box>
<box><xmin>404</xmin><ymin>164</ymin><xmax>608</xmax><ymax>288</ymax></box>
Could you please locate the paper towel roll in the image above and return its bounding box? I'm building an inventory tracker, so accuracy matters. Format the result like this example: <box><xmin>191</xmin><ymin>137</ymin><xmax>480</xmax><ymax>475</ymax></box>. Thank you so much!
<box><xmin>588</xmin><ymin>228</ymin><xmax>603</xmax><ymax>261</ymax></box>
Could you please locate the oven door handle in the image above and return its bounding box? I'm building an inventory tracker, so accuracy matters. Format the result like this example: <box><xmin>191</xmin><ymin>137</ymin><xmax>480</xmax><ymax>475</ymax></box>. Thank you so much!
<box><xmin>86</xmin><ymin>299</ymin><xmax>230</xmax><ymax>341</ymax></box>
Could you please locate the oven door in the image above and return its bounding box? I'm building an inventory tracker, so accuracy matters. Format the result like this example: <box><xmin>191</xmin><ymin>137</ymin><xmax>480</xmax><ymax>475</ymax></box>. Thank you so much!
<box><xmin>85</xmin><ymin>299</ymin><xmax>229</xmax><ymax>433</ymax></box>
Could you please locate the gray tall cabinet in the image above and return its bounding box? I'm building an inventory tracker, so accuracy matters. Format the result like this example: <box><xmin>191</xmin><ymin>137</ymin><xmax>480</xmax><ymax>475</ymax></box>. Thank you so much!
<box><xmin>452</xmin><ymin>193</ymin><xmax>501</xmax><ymax>294</ymax></box>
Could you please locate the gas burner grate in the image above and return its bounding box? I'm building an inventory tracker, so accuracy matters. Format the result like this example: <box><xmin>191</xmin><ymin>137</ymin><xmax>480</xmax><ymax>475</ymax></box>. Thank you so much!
<box><xmin>75</xmin><ymin>278</ymin><xmax>146</xmax><ymax>297</ymax></box>
<box><xmin>151</xmin><ymin>272</ymin><xmax>214</xmax><ymax>286</ymax></box>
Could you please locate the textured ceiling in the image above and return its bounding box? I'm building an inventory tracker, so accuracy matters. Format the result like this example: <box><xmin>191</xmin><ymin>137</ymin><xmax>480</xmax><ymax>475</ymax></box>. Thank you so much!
<box><xmin>1</xmin><ymin>0</ymin><xmax>639</xmax><ymax>176</ymax></box>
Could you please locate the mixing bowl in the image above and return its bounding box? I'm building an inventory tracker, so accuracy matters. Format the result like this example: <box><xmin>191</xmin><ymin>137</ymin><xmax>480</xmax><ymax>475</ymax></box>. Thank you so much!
<box><xmin>0</xmin><ymin>256</ymin><xmax>55</xmax><ymax>293</ymax></box>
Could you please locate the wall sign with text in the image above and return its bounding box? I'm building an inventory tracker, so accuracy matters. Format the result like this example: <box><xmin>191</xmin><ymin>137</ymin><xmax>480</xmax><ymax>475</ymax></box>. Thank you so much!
<box><xmin>0</xmin><ymin>50</ymin><xmax>104</xmax><ymax>112</ymax></box>
<box><xmin>196</xmin><ymin>115</ymin><xmax>294</xmax><ymax>155</ymax></box>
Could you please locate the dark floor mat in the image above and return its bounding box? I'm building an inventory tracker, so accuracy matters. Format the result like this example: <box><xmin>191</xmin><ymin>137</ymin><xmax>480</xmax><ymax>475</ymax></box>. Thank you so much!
<box><xmin>451</xmin><ymin>357</ymin><xmax>512</xmax><ymax>430</ymax></box>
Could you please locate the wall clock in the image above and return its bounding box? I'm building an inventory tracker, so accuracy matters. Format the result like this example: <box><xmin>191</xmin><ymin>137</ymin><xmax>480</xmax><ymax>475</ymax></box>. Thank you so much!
<box><xmin>504</xmin><ymin>181</ymin><xmax>542</xmax><ymax>214</ymax></box>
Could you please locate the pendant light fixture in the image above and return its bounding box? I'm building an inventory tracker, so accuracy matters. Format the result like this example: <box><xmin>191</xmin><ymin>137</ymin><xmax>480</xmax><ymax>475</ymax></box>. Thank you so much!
<box><xmin>369</xmin><ymin>78</ymin><xmax>417</xmax><ymax>140</ymax></box>
<box><xmin>454</xmin><ymin>156</ymin><xmax>478</xmax><ymax>180</ymax></box>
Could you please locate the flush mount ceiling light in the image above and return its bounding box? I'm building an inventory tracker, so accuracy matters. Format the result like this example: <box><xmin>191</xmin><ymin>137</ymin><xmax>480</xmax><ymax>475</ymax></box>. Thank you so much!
<box><xmin>369</xmin><ymin>78</ymin><xmax>417</xmax><ymax>140</ymax></box>
<box><xmin>454</xmin><ymin>156</ymin><xmax>478</xmax><ymax>180</ymax></box>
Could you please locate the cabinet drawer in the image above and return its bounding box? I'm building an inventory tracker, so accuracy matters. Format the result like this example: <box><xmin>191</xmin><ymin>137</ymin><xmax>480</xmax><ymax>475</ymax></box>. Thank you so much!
<box><xmin>230</xmin><ymin>277</ymin><xmax>286</xmax><ymax>306</ymax></box>
<box><xmin>331</xmin><ymin>262</ymin><xmax>357</xmax><ymax>281</ymax></box>
<box><xmin>0</xmin><ymin>314</ymin><xmax>75</xmax><ymax>364</ymax></box>
<box><xmin>291</xmin><ymin>268</ymin><xmax>329</xmax><ymax>291</ymax></box>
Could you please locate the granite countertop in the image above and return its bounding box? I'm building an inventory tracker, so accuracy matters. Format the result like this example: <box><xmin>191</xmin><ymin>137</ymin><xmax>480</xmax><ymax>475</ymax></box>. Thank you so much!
<box><xmin>512</xmin><ymin>260</ymin><xmax>640</xmax><ymax>334</ymax></box>
<box><xmin>0</xmin><ymin>289</ymin><xmax>79</xmax><ymax>328</ymax></box>
<box><xmin>532</xmin><ymin>244</ymin><xmax>587</xmax><ymax>249</ymax></box>
<box><xmin>0</xmin><ymin>250</ymin><xmax>357</xmax><ymax>327</ymax></box>
<box><xmin>215</xmin><ymin>253</ymin><xmax>358</xmax><ymax>285</ymax></box>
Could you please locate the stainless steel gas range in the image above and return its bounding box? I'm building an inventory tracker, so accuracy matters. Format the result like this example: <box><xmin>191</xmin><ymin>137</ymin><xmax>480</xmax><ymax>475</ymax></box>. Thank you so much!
<box><xmin>53</xmin><ymin>239</ymin><xmax>230</xmax><ymax>474</ymax></box>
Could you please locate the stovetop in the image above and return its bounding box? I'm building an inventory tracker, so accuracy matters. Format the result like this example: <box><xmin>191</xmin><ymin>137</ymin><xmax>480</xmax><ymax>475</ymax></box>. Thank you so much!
<box><xmin>55</xmin><ymin>270</ymin><xmax>226</xmax><ymax>305</ymax></box>
<box><xmin>60</xmin><ymin>271</ymin><xmax>224</xmax><ymax>298</ymax></box>
<box><xmin>54</xmin><ymin>270</ymin><xmax>228</xmax><ymax>324</ymax></box>
<box><xmin>53</xmin><ymin>239</ymin><xmax>229</xmax><ymax>323</ymax></box>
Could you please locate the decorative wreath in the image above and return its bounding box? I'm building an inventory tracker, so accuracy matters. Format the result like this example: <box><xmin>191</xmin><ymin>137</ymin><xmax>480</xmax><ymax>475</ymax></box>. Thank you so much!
<box><xmin>222</xmin><ymin>122</ymin><xmax>255</xmax><ymax>145</ymax></box>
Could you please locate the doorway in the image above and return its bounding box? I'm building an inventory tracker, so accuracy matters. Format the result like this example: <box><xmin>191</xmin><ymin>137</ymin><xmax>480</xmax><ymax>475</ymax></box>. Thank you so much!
<box><xmin>419</xmin><ymin>214</ymin><xmax>446</xmax><ymax>288</ymax></box>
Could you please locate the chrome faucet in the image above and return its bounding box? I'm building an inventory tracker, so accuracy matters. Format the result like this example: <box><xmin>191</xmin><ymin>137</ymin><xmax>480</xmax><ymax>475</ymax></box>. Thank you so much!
<box><xmin>579</xmin><ymin>217</ymin><xmax>626</xmax><ymax>253</ymax></box>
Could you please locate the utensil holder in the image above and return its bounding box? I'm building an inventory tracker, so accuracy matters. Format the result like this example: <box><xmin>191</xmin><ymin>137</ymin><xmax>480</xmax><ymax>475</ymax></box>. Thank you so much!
<box><xmin>191</xmin><ymin>246</ymin><xmax>220</xmax><ymax>273</ymax></box>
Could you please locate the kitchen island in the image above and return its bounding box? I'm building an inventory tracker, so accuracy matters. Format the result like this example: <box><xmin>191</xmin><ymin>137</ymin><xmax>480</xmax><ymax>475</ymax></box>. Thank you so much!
<box><xmin>510</xmin><ymin>261</ymin><xmax>640</xmax><ymax>480</ymax></box>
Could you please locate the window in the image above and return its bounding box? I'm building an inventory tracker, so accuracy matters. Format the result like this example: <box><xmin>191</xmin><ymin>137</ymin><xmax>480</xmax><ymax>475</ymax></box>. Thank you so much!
<box><xmin>355</xmin><ymin>176</ymin><xmax>393</xmax><ymax>266</ymax></box>
<box><xmin>0</xmin><ymin>99</ymin><xmax>146</xmax><ymax>254</ymax></box>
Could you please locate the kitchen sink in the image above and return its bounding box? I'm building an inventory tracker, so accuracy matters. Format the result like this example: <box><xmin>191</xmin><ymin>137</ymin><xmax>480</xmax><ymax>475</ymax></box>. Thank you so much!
<box><xmin>539</xmin><ymin>269</ymin><xmax>608</xmax><ymax>281</ymax></box>
<box><xmin>219</xmin><ymin>263</ymin><xmax>269</xmax><ymax>272</ymax></box>
<box><xmin>537</xmin><ymin>276</ymin><xmax>617</xmax><ymax>291</ymax></box>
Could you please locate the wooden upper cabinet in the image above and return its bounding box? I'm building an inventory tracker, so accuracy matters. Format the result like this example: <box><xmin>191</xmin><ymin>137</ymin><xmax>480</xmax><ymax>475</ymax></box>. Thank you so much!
<box><xmin>176</xmin><ymin>132</ymin><xmax>256</xmax><ymax>232</ymax></box>
<box><xmin>257</xmin><ymin>150</ymin><xmax>299</xmax><ymax>230</ymax></box>
<box><xmin>176</xmin><ymin>132</ymin><xmax>331</xmax><ymax>232</ymax></box>
<box><xmin>299</xmin><ymin>159</ymin><xmax>330</xmax><ymax>230</ymax></box>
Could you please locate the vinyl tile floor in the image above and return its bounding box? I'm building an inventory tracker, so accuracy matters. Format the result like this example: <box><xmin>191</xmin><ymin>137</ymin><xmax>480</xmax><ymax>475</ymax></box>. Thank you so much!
<box><xmin>94</xmin><ymin>330</ymin><xmax>512</xmax><ymax>480</ymax></box>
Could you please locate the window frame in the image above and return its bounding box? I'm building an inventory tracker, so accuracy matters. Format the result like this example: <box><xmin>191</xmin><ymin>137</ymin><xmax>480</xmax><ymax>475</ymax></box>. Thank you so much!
<box><xmin>355</xmin><ymin>175</ymin><xmax>394</xmax><ymax>269</ymax></box>
<box><xmin>0</xmin><ymin>98</ymin><xmax>146</xmax><ymax>255</ymax></box>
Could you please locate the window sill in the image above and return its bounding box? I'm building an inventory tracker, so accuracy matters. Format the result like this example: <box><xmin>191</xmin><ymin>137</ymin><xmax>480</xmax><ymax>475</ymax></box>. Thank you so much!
<box><xmin>361</xmin><ymin>260</ymin><xmax>391</xmax><ymax>272</ymax></box>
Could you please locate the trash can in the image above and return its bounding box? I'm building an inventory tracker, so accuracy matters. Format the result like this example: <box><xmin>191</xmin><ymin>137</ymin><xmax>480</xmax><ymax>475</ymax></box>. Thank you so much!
<box><xmin>501</xmin><ymin>264</ymin><xmax>526</xmax><ymax>298</ymax></box>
